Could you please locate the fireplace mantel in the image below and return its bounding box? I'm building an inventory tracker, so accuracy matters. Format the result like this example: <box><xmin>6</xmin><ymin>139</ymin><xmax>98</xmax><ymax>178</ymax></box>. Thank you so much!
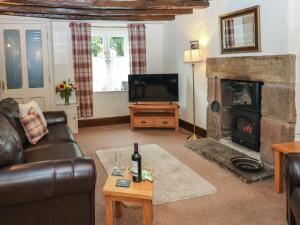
<box><xmin>206</xmin><ymin>54</ymin><xmax>296</xmax><ymax>165</ymax></box>
<box><xmin>206</xmin><ymin>54</ymin><xmax>296</xmax><ymax>84</ymax></box>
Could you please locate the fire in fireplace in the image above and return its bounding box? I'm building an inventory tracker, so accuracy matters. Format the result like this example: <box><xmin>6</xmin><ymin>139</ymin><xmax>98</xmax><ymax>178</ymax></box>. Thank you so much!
<box><xmin>238</xmin><ymin>118</ymin><xmax>253</xmax><ymax>134</ymax></box>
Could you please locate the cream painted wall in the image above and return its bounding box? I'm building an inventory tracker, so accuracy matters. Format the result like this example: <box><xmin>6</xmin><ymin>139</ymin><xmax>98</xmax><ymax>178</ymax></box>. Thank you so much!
<box><xmin>52</xmin><ymin>22</ymin><xmax>166</xmax><ymax>119</ymax></box>
<box><xmin>52</xmin><ymin>22</ymin><xmax>76</xmax><ymax>105</ymax></box>
<box><xmin>163</xmin><ymin>0</ymin><xmax>295</xmax><ymax>130</ymax></box>
<box><xmin>288</xmin><ymin>0</ymin><xmax>300</xmax><ymax>139</ymax></box>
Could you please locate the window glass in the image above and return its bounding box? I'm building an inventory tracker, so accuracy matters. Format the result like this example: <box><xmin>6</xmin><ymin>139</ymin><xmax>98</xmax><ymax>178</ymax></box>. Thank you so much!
<box><xmin>92</xmin><ymin>28</ymin><xmax>129</xmax><ymax>92</ymax></box>
<box><xmin>109</xmin><ymin>37</ymin><xmax>124</xmax><ymax>57</ymax></box>
<box><xmin>4</xmin><ymin>30</ymin><xmax>22</xmax><ymax>89</ymax></box>
<box><xmin>92</xmin><ymin>37</ymin><xmax>104</xmax><ymax>57</ymax></box>
<box><xmin>26</xmin><ymin>30</ymin><xmax>44</xmax><ymax>88</ymax></box>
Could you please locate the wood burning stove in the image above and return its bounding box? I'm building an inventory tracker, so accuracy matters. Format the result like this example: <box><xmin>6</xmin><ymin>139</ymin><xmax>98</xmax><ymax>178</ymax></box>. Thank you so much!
<box><xmin>232</xmin><ymin>107</ymin><xmax>261</xmax><ymax>151</ymax></box>
<box><xmin>230</xmin><ymin>80</ymin><xmax>263</xmax><ymax>152</ymax></box>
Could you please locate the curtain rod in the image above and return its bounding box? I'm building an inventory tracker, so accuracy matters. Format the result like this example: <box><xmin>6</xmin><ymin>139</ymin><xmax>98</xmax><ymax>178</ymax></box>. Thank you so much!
<box><xmin>92</xmin><ymin>25</ymin><xmax>127</xmax><ymax>28</ymax></box>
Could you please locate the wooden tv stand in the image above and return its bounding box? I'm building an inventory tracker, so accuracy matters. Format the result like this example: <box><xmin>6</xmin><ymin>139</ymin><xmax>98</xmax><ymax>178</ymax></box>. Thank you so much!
<box><xmin>129</xmin><ymin>103</ymin><xmax>180</xmax><ymax>131</ymax></box>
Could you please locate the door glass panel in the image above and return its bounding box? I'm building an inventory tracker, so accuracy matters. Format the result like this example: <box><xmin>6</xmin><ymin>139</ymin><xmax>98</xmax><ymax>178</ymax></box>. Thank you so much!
<box><xmin>26</xmin><ymin>30</ymin><xmax>44</xmax><ymax>88</ymax></box>
<box><xmin>4</xmin><ymin>30</ymin><xmax>22</xmax><ymax>89</ymax></box>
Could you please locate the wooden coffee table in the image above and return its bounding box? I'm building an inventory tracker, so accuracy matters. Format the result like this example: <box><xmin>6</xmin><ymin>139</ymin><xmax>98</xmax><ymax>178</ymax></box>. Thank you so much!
<box><xmin>272</xmin><ymin>141</ymin><xmax>300</xmax><ymax>193</ymax></box>
<box><xmin>102</xmin><ymin>169</ymin><xmax>153</xmax><ymax>225</ymax></box>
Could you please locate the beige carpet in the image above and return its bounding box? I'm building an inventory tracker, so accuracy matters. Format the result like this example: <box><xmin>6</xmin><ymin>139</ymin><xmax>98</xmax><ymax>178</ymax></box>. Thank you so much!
<box><xmin>75</xmin><ymin>124</ymin><xmax>286</xmax><ymax>225</ymax></box>
<box><xmin>96</xmin><ymin>144</ymin><xmax>217</xmax><ymax>205</ymax></box>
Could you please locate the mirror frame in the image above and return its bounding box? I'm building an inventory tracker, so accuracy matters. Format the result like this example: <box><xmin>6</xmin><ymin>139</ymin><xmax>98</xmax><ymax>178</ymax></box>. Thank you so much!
<box><xmin>219</xmin><ymin>6</ymin><xmax>261</xmax><ymax>54</ymax></box>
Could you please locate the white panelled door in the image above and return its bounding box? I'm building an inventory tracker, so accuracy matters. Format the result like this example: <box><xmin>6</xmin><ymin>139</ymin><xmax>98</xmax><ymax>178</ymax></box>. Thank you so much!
<box><xmin>0</xmin><ymin>23</ymin><xmax>51</xmax><ymax>111</ymax></box>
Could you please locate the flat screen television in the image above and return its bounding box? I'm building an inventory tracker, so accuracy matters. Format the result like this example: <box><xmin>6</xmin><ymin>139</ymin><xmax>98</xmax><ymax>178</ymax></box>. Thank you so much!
<box><xmin>128</xmin><ymin>74</ymin><xmax>179</xmax><ymax>102</ymax></box>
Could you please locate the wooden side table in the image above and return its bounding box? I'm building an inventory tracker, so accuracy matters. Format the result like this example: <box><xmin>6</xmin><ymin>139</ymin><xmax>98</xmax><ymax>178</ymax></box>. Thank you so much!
<box><xmin>102</xmin><ymin>169</ymin><xmax>153</xmax><ymax>225</ymax></box>
<box><xmin>272</xmin><ymin>142</ymin><xmax>300</xmax><ymax>193</ymax></box>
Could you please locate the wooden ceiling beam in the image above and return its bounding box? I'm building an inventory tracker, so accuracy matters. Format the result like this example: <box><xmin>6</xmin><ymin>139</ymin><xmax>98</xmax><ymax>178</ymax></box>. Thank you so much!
<box><xmin>0</xmin><ymin>11</ymin><xmax>176</xmax><ymax>21</ymax></box>
<box><xmin>0</xmin><ymin>5</ymin><xmax>193</xmax><ymax>16</ymax></box>
<box><xmin>0</xmin><ymin>0</ymin><xmax>147</xmax><ymax>9</ymax></box>
<box><xmin>0</xmin><ymin>0</ymin><xmax>208</xmax><ymax>21</ymax></box>
<box><xmin>0</xmin><ymin>0</ymin><xmax>209</xmax><ymax>9</ymax></box>
<box><xmin>146</xmin><ymin>0</ymin><xmax>209</xmax><ymax>9</ymax></box>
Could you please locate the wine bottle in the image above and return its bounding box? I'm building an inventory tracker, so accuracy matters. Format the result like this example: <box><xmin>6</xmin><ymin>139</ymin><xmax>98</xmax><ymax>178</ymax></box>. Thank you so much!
<box><xmin>131</xmin><ymin>143</ymin><xmax>142</xmax><ymax>183</ymax></box>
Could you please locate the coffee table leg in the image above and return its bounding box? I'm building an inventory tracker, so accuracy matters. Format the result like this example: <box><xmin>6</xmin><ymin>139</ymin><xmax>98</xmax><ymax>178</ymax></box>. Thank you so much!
<box><xmin>115</xmin><ymin>201</ymin><xmax>123</xmax><ymax>218</ymax></box>
<box><xmin>105</xmin><ymin>196</ymin><xmax>114</xmax><ymax>225</ymax></box>
<box><xmin>274</xmin><ymin>151</ymin><xmax>283</xmax><ymax>193</ymax></box>
<box><xmin>143</xmin><ymin>200</ymin><xmax>152</xmax><ymax>225</ymax></box>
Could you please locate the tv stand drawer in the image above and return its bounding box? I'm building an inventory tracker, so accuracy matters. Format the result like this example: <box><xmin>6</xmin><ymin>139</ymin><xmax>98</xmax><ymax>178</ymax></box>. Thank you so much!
<box><xmin>134</xmin><ymin>118</ymin><xmax>155</xmax><ymax>127</ymax></box>
<box><xmin>156</xmin><ymin>118</ymin><xmax>175</xmax><ymax>127</ymax></box>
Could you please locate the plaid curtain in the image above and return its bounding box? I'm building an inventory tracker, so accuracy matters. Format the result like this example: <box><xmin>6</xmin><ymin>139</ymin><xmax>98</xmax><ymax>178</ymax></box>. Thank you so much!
<box><xmin>128</xmin><ymin>24</ymin><xmax>147</xmax><ymax>74</ymax></box>
<box><xmin>224</xmin><ymin>19</ymin><xmax>235</xmax><ymax>48</ymax></box>
<box><xmin>69</xmin><ymin>22</ymin><xmax>93</xmax><ymax>118</ymax></box>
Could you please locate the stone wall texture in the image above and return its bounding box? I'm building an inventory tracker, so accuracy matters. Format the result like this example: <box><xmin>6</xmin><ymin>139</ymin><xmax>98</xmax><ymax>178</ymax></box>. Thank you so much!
<box><xmin>206</xmin><ymin>54</ymin><xmax>296</xmax><ymax>166</ymax></box>
<box><xmin>260</xmin><ymin>118</ymin><xmax>295</xmax><ymax>165</ymax></box>
<box><xmin>261</xmin><ymin>83</ymin><xmax>296</xmax><ymax>123</ymax></box>
<box><xmin>206</xmin><ymin>106</ymin><xmax>222</xmax><ymax>140</ymax></box>
<box><xmin>206</xmin><ymin>55</ymin><xmax>296</xmax><ymax>84</ymax></box>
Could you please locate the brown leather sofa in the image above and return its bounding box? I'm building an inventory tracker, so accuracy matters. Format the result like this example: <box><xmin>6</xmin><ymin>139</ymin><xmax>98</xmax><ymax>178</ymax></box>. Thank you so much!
<box><xmin>0</xmin><ymin>98</ymin><xmax>96</xmax><ymax>225</ymax></box>
<box><xmin>286</xmin><ymin>153</ymin><xmax>300</xmax><ymax>225</ymax></box>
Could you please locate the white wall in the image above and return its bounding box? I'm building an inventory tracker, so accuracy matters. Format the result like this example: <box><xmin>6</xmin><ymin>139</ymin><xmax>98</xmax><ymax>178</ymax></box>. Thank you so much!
<box><xmin>288</xmin><ymin>0</ymin><xmax>300</xmax><ymax>139</ymax></box>
<box><xmin>163</xmin><ymin>0</ymin><xmax>295</xmax><ymax>130</ymax></box>
<box><xmin>52</xmin><ymin>22</ymin><xmax>76</xmax><ymax>105</ymax></box>
<box><xmin>146</xmin><ymin>24</ymin><xmax>165</xmax><ymax>74</ymax></box>
<box><xmin>52</xmin><ymin>22</ymin><xmax>166</xmax><ymax>119</ymax></box>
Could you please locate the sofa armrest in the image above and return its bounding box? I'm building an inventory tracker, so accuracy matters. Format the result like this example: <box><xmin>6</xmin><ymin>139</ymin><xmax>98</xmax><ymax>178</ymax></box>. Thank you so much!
<box><xmin>43</xmin><ymin>111</ymin><xmax>67</xmax><ymax>126</ymax></box>
<box><xmin>286</xmin><ymin>153</ymin><xmax>300</xmax><ymax>193</ymax></box>
<box><xmin>0</xmin><ymin>157</ymin><xmax>96</xmax><ymax>207</ymax></box>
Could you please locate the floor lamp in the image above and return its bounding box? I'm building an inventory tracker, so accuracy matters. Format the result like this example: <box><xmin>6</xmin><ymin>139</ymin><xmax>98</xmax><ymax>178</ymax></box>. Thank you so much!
<box><xmin>184</xmin><ymin>49</ymin><xmax>203</xmax><ymax>141</ymax></box>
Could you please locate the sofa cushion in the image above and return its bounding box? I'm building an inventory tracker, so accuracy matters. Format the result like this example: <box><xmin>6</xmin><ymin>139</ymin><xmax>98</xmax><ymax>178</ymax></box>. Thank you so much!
<box><xmin>19</xmin><ymin>100</ymin><xmax>47</xmax><ymax>127</ymax></box>
<box><xmin>20</xmin><ymin>108</ymin><xmax>49</xmax><ymax>144</ymax></box>
<box><xmin>24</xmin><ymin>142</ymin><xmax>83</xmax><ymax>163</ymax></box>
<box><xmin>0</xmin><ymin>114</ymin><xmax>24</xmax><ymax>167</ymax></box>
<box><xmin>24</xmin><ymin>124</ymin><xmax>76</xmax><ymax>152</ymax></box>
<box><xmin>0</xmin><ymin>98</ymin><xmax>27</xmax><ymax>146</ymax></box>
<box><xmin>46</xmin><ymin>124</ymin><xmax>76</xmax><ymax>143</ymax></box>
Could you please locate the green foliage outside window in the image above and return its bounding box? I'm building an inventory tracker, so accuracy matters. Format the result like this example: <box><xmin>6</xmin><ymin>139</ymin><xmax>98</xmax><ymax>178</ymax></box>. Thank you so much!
<box><xmin>110</xmin><ymin>37</ymin><xmax>124</xmax><ymax>56</ymax></box>
<box><xmin>92</xmin><ymin>36</ymin><xmax>124</xmax><ymax>57</ymax></box>
<box><xmin>91</xmin><ymin>37</ymin><xmax>103</xmax><ymax>57</ymax></box>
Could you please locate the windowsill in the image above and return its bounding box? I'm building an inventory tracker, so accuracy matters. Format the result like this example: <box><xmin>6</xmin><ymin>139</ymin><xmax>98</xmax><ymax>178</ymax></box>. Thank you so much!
<box><xmin>93</xmin><ymin>90</ymin><xmax>128</xmax><ymax>93</ymax></box>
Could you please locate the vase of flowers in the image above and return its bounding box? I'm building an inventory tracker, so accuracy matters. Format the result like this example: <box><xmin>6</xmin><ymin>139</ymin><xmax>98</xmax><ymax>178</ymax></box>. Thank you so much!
<box><xmin>56</xmin><ymin>80</ymin><xmax>77</xmax><ymax>105</ymax></box>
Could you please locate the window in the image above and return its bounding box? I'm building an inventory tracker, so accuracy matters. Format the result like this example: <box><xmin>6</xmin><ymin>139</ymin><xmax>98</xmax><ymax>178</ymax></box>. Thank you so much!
<box><xmin>91</xmin><ymin>28</ymin><xmax>130</xmax><ymax>92</ymax></box>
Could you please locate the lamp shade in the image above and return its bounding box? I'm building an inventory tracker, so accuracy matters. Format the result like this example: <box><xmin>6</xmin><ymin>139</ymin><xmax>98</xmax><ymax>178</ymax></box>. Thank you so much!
<box><xmin>184</xmin><ymin>49</ymin><xmax>203</xmax><ymax>64</ymax></box>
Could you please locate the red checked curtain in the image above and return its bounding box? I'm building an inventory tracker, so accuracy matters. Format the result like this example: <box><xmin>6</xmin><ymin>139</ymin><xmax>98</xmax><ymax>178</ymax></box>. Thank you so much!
<box><xmin>224</xmin><ymin>19</ymin><xmax>235</xmax><ymax>48</ymax></box>
<box><xmin>70</xmin><ymin>22</ymin><xmax>93</xmax><ymax>118</ymax></box>
<box><xmin>127</xmin><ymin>24</ymin><xmax>147</xmax><ymax>74</ymax></box>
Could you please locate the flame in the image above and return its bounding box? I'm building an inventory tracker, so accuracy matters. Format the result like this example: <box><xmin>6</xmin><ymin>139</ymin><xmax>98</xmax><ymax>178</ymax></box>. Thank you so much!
<box><xmin>243</xmin><ymin>125</ymin><xmax>253</xmax><ymax>134</ymax></box>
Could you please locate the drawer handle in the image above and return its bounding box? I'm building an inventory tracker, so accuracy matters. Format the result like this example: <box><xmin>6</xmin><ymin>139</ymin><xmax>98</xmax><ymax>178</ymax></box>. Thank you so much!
<box><xmin>141</xmin><ymin>121</ymin><xmax>146</xmax><ymax>124</ymax></box>
<box><xmin>163</xmin><ymin>121</ymin><xmax>168</xmax><ymax>124</ymax></box>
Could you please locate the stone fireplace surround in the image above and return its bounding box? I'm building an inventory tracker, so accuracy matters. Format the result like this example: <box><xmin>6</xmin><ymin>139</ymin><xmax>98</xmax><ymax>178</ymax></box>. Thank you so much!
<box><xmin>206</xmin><ymin>55</ymin><xmax>296</xmax><ymax>166</ymax></box>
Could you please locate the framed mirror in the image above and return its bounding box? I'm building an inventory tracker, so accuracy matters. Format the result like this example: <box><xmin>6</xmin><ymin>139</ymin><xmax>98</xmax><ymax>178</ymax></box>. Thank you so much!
<box><xmin>220</xmin><ymin>6</ymin><xmax>260</xmax><ymax>54</ymax></box>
